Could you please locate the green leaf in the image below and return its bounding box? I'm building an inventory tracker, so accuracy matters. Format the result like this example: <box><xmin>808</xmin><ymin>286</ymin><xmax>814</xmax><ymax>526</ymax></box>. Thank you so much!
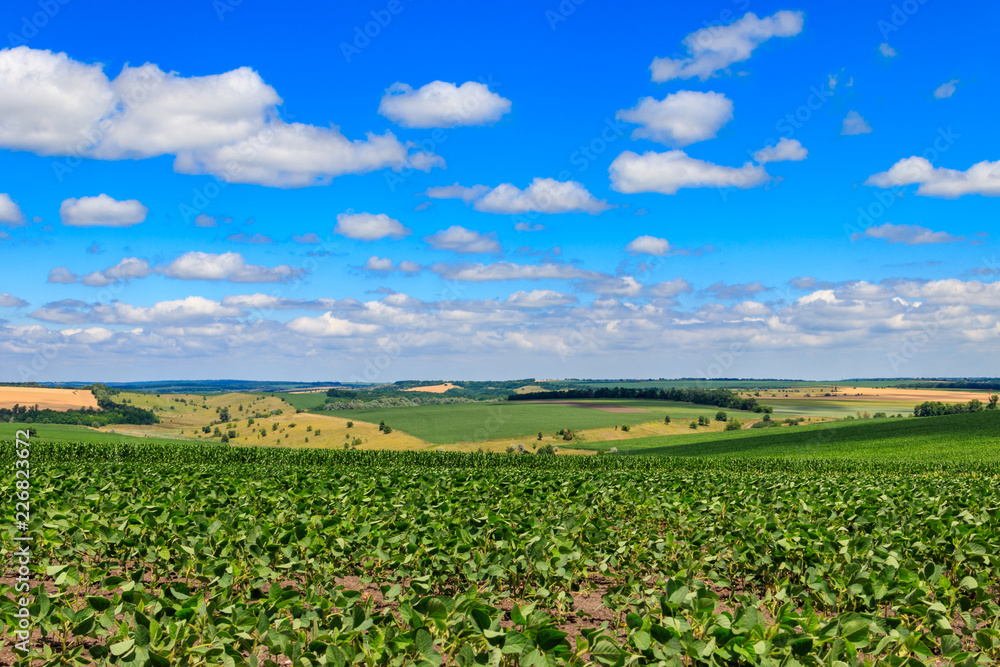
<box><xmin>110</xmin><ymin>639</ymin><xmax>135</xmax><ymax>656</ymax></box>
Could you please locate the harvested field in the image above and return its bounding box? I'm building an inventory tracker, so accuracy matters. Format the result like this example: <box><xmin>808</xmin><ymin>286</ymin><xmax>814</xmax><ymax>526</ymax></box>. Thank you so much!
<box><xmin>401</xmin><ymin>382</ymin><xmax>460</xmax><ymax>393</ymax></box>
<box><xmin>0</xmin><ymin>386</ymin><xmax>97</xmax><ymax>410</ymax></box>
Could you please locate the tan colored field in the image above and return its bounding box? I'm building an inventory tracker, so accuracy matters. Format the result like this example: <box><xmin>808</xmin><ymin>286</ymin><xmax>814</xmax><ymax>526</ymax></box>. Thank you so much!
<box><xmin>0</xmin><ymin>387</ymin><xmax>97</xmax><ymax>410</ymax></box>
<box><xmin>101</xmin><ymin>391</ymin><xmax>428</xmax><ymax>450</ymax></box>
<box><xmin>402</xmin><ymin>383</ymin><xmax>459</xmax><ymax>394</ymax></box>
<box><xmin>816</xmin><ymin>387</ymin><xmax>995</xmax><ymax>403</ymax></box>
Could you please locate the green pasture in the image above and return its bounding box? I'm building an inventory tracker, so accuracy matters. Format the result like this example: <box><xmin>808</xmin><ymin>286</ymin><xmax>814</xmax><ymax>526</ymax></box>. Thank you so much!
<box><xmin>0</xmin><ymin>422</ymin><xmax>198</xmax><ymax>446</ymax></box>
<box><xmin>573</xmin><ymin>410</ymin><xmax>1000</xmax><ymax>462</ymax></box>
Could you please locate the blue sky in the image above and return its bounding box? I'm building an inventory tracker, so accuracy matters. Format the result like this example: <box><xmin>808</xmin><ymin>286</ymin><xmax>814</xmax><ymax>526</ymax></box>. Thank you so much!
<box><xmin>0</xmin><ymin>0</ymin><xmax>997</xmax><ymax>381</ymax></box>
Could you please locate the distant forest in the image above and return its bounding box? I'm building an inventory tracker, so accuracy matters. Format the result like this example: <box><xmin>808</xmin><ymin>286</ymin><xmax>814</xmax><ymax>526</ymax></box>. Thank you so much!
<box><xmin>507</xmin><ymin>387</ymin><xmax>772</xmax><ymax>413</ymax></box>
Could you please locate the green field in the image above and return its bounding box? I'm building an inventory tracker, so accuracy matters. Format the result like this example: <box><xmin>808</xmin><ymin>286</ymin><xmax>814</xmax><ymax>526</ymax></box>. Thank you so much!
<box><xmin>327</xmin><ymin>400</ymin><xmax>753</xmax><ymax>444</ymax></box>
<box><xmin>270</xmin><ymin>391</ymin><xmax>328</xmax><ymax>410</ymax></box>
<box><xmin>572</xmin><ymin>410</ymin><xmax>1000</xmax><ymax>461</ymax></box>
<box><xmin>0</xmin><ymin>422</ymin><xmax>198</xmax><ymax>446</ymax></box>
<box><xmin>3</xmin><ymin>426</ymin><xmax>999</xmax><ymax>665</ymax></box>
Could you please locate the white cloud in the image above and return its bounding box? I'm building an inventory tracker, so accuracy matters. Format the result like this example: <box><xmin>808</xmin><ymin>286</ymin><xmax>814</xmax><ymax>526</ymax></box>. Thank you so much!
<box><xmin>194</xmin><ymin>214</ymin><xmax>225</xmax><ymax>227</ymax></box>
<box><xmin>431</xmin><ymin>261</ymin><xmax>595</xmax><ymax>282</ymax></box>
<box><xmin>879</xmin><ymin>43</ymin><xmax>897</xmax><ymax>57</ymax></box>
<box><xmin>424</xmin><ymin>179</ymin><xmax>608</xmax><ymax>215</ymax></box>
<box><xmin>423</xmin><ymin>183</ymin><xmax>490</xmax><ymax>203</ymax></box>
<box><xmin>0</xmin><ymin>47</ymin><xmax>442</xmax><ymax>188</ymax></box>
<box><xmin>160</xmin><ymin>251</ymin><xmax>304</xmax><ymax>283</ymax></box>
<box><xmin>0</xmin><ymin>47</ymin><xmax>117</xmax><ymax>155</ymax></box>
<box><xmin>841</xmin><ymin>111</ymin><xmax>872</xmax><ymax>135</ymax></box>
<box><xmin>933</xmin><ymin>79</ymin><xmax>959</xmax><ymax>99</ymax></box>
<box><xmin>514</xmin><ymin>222</ymin><xmax>545</xmax><ymax>232</ymax></box>
<box><xmin>650</xmin><ymin>10</ymin><xmax>804</xmax><ymax>82</ymax></box>
<box><xmin>0</xmin><ymin>194</ymin><xmax>26</xmax><ymax>225</ymax></box>
<box><xmin>0</xmin><ymin>293</ymin><xmax>28</xmax><ymax>307</ymax></box>
<box><xmin>378</xmin><ymin>81</ymin><xmax>512</xmax><ymax>128</ymax></box>
<box><xmin>364</xmin><ymin>256</ymin><xmax>422</xmax><ymax>273</ymax></box>
<box><xmin>292</xmin><ymin>232</ymin><xmax>321</xmax><ymax>244</ymax></box>
<box><xmin>753</xmin><ymin>137</ymin><xmax>807</xmax><ymax>163</ymax></box>
<box><xmin>504</xmin><ymin>290</ymin><xmax>578</xmax><ymax>308</ymax></box>
<box><xmin>174</xmin><ymin>121</ymin><xmax>443</xmax><ymax>188</ymax></box>
<box><xmin>47</xmin><ymin>267</ymin><xmax>78</xmax><ymax>284</ymax></box>
<box><xmin>852</xmin><ymin>223</ymin><xmax>965</xmax><ymax>245</ymax></box>
<box><xmin>616</xmin><ymin>91</ymin><xmax>733</xmax><ymax>146</ymax></box>
<box><xmin>625</xmin><ymin>235</ymin><xmax>672</xmax><ymax>255</ymax></box>
<box><xmin>81</xmin><ymin>257</ymin><xmax>154</xmax><ymax>286</ymax></box>
<box><xmin>473</xmin><ymin>178</ymin><xmax>609</xmax><ymax>214</ymax></box>
<box><xmin>60</xmin><ymin>194</ymin><xmax>148</xmax><ymax>227</ymax></box>
<box><xmin>865</xmin><ymin>157</ymin><xmax>1000</xmax><ymax>197</ymax></box>
<box><xmin>287</xmin><ymin>312</ymin><xmax>378</xmax><ymax>337</ymax></box>
<box><xmin>93</xmin><ymin>296</ymin><xmax>242</xmax><ymax>324</ymax></box>
<box><xmin>609</xmin><ymin>150</ymin><xmax>768</xmax><ymax>194</ymax></box>
<box><xmin>94</xmin><ymin>63</ymin><xmax>282</xmax><ymax>159</ymax></box>
<box><xmin>648</xmin><ymin>278</ymin><xmax>692</xmax><ymax>298</ymax></box>
<box><xmin>424</xmin><ymin>226</ymin><xmax>502</xmax><ymax>254</ymax></box>
<box><xmin>335</xmin><ymin>212</ymin><xmax>410</xmax><ymax>241</ymax></box>
<box><xmin>578</xmin><ymin>275</ymin><xmax>643</xmax><ymax>297</ymax></box>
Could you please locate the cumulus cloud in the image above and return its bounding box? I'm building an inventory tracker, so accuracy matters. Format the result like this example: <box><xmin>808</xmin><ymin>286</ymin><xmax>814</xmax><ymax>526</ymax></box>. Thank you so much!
<box><xmin>852</xmin><ymin>223</ymin><xmax>965</xmax><ymax>245</ymax></box>
<box><xmin>430</xmin><ymin>261</ymin><xmax>596</xmax><ymax>282</ymax></box>
<box><xmin>0</xmin><ymin>47</ymin><xmax>441</xmax><ymax>187</ymax></box>
<box><xmin>194</xmin><ymin>214</ymin><xmax>231</xmax><ymax>227</ymax></box>
<box><xmin>334</xmin><ymin>212</ymin><xmax>410</xmax><ymax>241</ymax></box>
<box><xmin>610</xmin><ymin>150</ymin><xmax>768</xmax><ymax>194</ymax></box>
<box><xmin>626</xmin><ymin>235</ymin><xmax>672</xmax><ymax>256</ymax></box>
<box><xmin>422</xmin><ymin>183</ymin><xmax>490</xmax><ymax>203</ymax></box>
<box><xmin>504</xmin><ymin>290</ymin><xmax>578</xmax><ymax>308</ymax></box>
<box><xmin>0</xmin><ymin>293</ymin><xmax>28</xmax><ymax>307</ymax></box>
<box><xmin>648</xmin><ymin>278</ymin><xmax>693</xmax><ymax>298</ymax></box>
<box><xmin>879</xmin><ymin>43</ymin><xmax>897</xmax><ymax>57</ymax></box>
<box><xmin>933</xmin><ymin>79</ymin><xmax>959</xmax><ymax>99</ymax></box>
<box><xmin>841</xmin><ymin>111</ymin><xmax>872</xmax><ymax>135</ymax></box>
<box><xmin>578</xmin><ymin>275</ymin><xmax>643</xmax><ymax>297</ymax></box>
<box><xmin>650</xmin><ymin>10</ymin><xmax>804</xmax><ymax>82</ymax></box>
<box><xmin>59</xmin><ymin>194</ymin><xmax>148</xmax><ymax>227</ymax></box>
<box><xmin>286</xmin><ymin>312</ymin><xmax>378</xmax><ymax>337</ymax></box>
<box><xmin>753</xmin><ymin>137</ymin><xmax>807</xmax><ymax>163</ymax></box>
<box><xmin>362</xmin><ymin>256</ymin><xmax>421</xmax><ymax>273</ymax></box>
<box><xmin>378</xmin><ymin>80</ymin><xmax>512</xmax><ymax>128</ymax></box>
<box><xmin>474</xmin><ymin>178</ymin><xmax>609</xmax><ymax>214</ymax></box>
<box><xmin>0</xmin><ymin>194</ymin><xmax>26</xmax><ymax>225</ymax></box>
<box><xmin>424</xmin><ymin>226</ymin><xmax>502</xmax><ymax>254</ymax></box>
<box><xmin>47</xmin><ymin>267</ymin><xmax>78</xmax><ymax>284</ymax></box>
<box><xmin>160</xmin><ymin>251</ymin><xmax>304</xmax><ymax>283</ymax></box>
<box><xmin>616</xmin><ymin>91</ymin><xmax>733</xmax><ymax>146</ymax></box>
<box><xmin>865</xmin><ymin>157</ymin><xmax>1000</xmax><ymax>197</ymax></box>
<box><xmin>81</xmin><ymin>257</ymin><xmax>154</xmax><ymax>286</ymax></box>
<box><xmin>701</xmin><ymin>281</ymin><xmax>769</xmax><ymax>299</ymax></box>
<box><xmin>93</xmin><ymin>296</ymin><xmax>243</xmax><ymax>324</ymax></box>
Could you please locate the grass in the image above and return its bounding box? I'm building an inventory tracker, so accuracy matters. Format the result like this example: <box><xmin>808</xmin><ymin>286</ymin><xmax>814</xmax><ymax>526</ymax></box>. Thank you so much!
<box><xmin>572</xmin><ymin>410</ymin><xmax>1000</xmax><ymax>462</ymax></box>
<box><xmin>332</xmin><ymin>400</ymin><xmax>753</xmax><ymax>445</ymax></box>
<box><xmin>270</xmin><ymin>391</ymin><xmax>328</xmax><ymax>411</ymax></box>
<box><xmin>0</xmin><ymin>422</ymin><xmax>198</xmax><ymax>446</ymax></box>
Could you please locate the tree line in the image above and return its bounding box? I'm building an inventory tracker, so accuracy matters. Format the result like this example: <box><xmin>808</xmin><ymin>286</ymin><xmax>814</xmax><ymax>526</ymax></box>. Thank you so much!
<box><xmin>913</xmin><ymin>395</ymin><xmax>999</xmax><ymax>417</ymax></box>
<box><xmin>507</xmin><ymin>387</ymin><xmax>772</xmax><ymax>413</ymax></box>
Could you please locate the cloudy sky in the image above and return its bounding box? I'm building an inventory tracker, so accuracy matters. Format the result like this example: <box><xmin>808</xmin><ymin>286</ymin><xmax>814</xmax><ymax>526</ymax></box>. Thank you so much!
<box><xmin>0</xmin><ymin>0</ymin><xmax>997</xmax><ymax>382</ymax></box>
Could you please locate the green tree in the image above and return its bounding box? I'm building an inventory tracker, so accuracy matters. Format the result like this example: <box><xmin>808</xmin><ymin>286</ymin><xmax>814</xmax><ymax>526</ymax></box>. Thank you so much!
<box><xmin>663</xmin><ymin>415</ymin><xmax>671</xmax><ymax>424</ymax></box>
<box><xmin>988</xmin><ymin>394</ymin><xmax>999</xmax><ymax>410</ymax></box>
<box><xmin>715</xmin><ymin>410</ymin><xmax>727</xmax><ymax>421</ymax></box>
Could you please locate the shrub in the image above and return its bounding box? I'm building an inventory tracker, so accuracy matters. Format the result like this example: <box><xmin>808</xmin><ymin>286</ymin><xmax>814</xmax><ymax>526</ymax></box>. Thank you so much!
<box><xmin>537</xmin><ymin>431</ymin><xmax>543</xmax><ymax>440</ymax></box>
<box><xmin>537</xmin><ymin>444</ymin><xmax>556</xmax><ymax>455</ymax></box>
<box><xmin>562</xmin><ymin>429</ymin><xmax>573</xmax><ymax>441</ymax></box>
<box><xmin>220</xmin><ymin>434</ymin><xmax>229</xmax><ymax>443</ymax></box>
<box><xmin>663</xmin><ymin>415</ymin><xmax>671</xmax><ymax>424</ymax></box>
<box><xmin>314</xmin><ymin>429</ymin><xmax>321</xmax><ymax>436</ymax></box>
<box><xmin>715</xmin><ymin>411</ymin><xmax>727</xmax><ymax>422</ymax></box>
<box><xmin>689</xmin><ymin>421</ymin><xmax>697</xmax><ymax>429</ymax></box>
<box><xmin>762</xmin><ymin>412</ymin><xmax>771</xmax><ymax>422</ymax></box>
<box><xmin>725</xmin><ymin>419</ymin><xmax>741</xmax><ymax>431</ymax></box>
<box><xmin>227</xmin><ymin>429</ymin><xmax>237</xmax><ymax>439</ymax></box>
<box><xmin>213</xmin><ymin>427</ymin><xmax>222</xmax><ymax>437</ymax></box>
<box><xmin>346</xmin><ymin>421</ymin><xmax>354</xmax><ymax>428</ymax></box>
<box><xmin>608</xmin><ymin>447</ymin><xmax>618</xmax><ymax>454</ymax></box>
<box><xmin>620</xmin><ymin>424</ymin><xmax>630</xmax><ymax>432</ymax></box>
<box><xmin>383</xmin><ymin>426</ymin><xmax>393</xmax><ymax>434</ymax></box>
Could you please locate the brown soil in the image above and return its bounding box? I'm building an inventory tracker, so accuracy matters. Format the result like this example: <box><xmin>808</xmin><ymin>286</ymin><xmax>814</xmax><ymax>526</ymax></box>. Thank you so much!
<box><xmin>0</xmin><ymin>387</ymin><xmax>97</xmax><ymax>411</ymax></box>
